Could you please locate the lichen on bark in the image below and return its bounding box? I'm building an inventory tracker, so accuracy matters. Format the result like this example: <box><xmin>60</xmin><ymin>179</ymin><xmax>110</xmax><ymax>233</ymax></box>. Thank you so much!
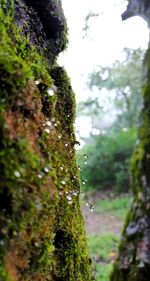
<box><xmin>0</xmin><ymin>1</ymin><xmax>94</xmax><ymax>280</ymax></box>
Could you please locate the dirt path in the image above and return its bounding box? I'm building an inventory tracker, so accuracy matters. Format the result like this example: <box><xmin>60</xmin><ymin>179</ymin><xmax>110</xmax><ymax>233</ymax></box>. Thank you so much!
<box><xmin>82</xmin><ymin>190</ymin><xmax>124</xmax><ymax>235</ymax></box>
<box><xmin>82</xmin><ymin>205</ymin><xmax>124</xmax><ymax>236</ymax></box>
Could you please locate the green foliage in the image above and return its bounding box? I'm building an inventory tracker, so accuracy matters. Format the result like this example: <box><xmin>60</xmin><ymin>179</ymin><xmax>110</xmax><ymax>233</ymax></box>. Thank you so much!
<box><xmin>94</xmin><ymin>196</ymin><xmax>130</xmax><ymax>219</ymax></box>
<box><xmin>87</xmin><ymin>233</ymin><xmax>118</xmax><ymax>281</ymax></box>
<box><xmin>87</xmin><ymin>48</ymin><xmax>144</xmax><ymax>129</ymax></box>
<box><xmin>78</xmin><ymin>129</ymin><xmax>136</xmax><ymax>192</ymax></box>
<box><xmin>88</xmin><ymin>233</ymin><xmax>119</xmax><ymax>261</ymax></box>
<box><xmin>94</xmin><ymin>263</ymin><xmax>113</xmax><ymax>281</ymax></box>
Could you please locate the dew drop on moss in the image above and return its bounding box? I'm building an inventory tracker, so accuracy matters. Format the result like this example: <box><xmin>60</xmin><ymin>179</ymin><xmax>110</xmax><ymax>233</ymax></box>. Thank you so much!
<box><xmin>61</xmin><ymin>180</ymin><xmax>66</xmax><ymax>185</ymax></box>
<box><xmin>46</xmin><ymin>120</ymin><xmax>52</xmax><ymax>127</ymax></box>
<box><xmin>44</xmin><ymin>167</ymin><xmax>50</xmax><ymax>173</ymax></box>
<box><xmin>47</xmin><ymin>88</ymin><xmax>55</xmax><ymax>96</ymax></box>
<box><xmin>59</xmin><ymin>191</ymin><xmax>63</xmax><ymax>196</ymax></box>
<box><xmin>45</xmin><ymin>128</ymin><xmax>50</xmax><ymax>134</ymax></box>
<box><xmin>14</xmin><ymin>171</ymin><xmax>21</xmax><ymax>177</ymax></box>
<box><xmin>38</xmin><ymin>173</ymin><xmax>44</xmax><ymax>179</ymax></box>
<box><xmin>73</xmin><ymin>191</ymin><xmax>78</xmax><ymax>196</ymax></box>
<box><xmin>35</xmin><ymin>80</ymin><xmax>40</xmax><ymax>85</ymax></box>
<box><xmin>66</xmin><ymin>195</ymin><xmax>72</xmax><ymax>201</ymax></box>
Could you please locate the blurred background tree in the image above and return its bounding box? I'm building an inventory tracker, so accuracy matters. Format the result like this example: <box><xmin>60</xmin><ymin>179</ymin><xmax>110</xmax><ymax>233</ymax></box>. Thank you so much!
<box><xmin>77</xmin><ymin>48</ymin><xmax>144</xmax><ymax>194</ymax></box>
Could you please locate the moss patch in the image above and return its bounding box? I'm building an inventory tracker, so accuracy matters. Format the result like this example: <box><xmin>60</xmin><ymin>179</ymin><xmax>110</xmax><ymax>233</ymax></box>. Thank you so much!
<box><xmin>0</xmin><ymin>1</ymin><xmax>94</xmax><ymax>280</ymax></box>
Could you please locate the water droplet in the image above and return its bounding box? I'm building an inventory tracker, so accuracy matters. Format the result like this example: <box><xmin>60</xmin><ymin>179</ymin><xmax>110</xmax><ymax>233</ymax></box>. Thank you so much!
<box><xmin>59</xmin><ymin>191</ymin><xmax>63</xmax><ymax>196</ymax></box>
<box><xmin>89</xmin><ymin>205</ymin><xmax>94</xmax><ymax>212</ymax></box>
<box><xmin>67</xmin><ymin>114</ymin><xmax>70</xmax><ymax>117</ymax></box>
<box><xmin>65</xmin><ymin>169</ymin><xmax>68</xmax><ymax>172</ymax></box>
<box><xmin>35</xmin><ymin>80</ymin><xmax>40</xmax><ymax>85</ymax></box>
<box><xmin>66</xmin><ymin>195</ymin><xmax>72</xmax><ymax>201</ymax></box>
<box><xmin>68</xmin><ymin>200</ymin><xmax>73</xmax><ymax>205</ymax></box>
<box><xmin>61</xmin><ymin>180</ymin><xmax>66</xmax><ymax>185</ymax></box>
<box><xmin>78</xmin><ymin>166</ymin><xmax>81</xmax><ymax>171</ymax></box>
<box><xmin>44</xmin><ymin>167</ymin><xmax>49</xmax><ymax>173</ymax></box>
<box><xmin>84</xmin><ymin>154</ymin><xmax>88</xmax><ymax>159</ymax></box>
<box><xmin>80</xmin><ymin>192</ymin><xmax>85</xmax><ymax>198</ymax></box>
<box><xmin>84</xmin><ymin>160</ymin><xmax>87</xmax><ymax>165</ymax></box>
<box><xmin>35</xmin><ymin>242</ymin><xmax>39</xmax><ymax>247</ymax></box>
<box><xmin>54</xmin><ymin>123</ymin><xmax>58</xmax><ymax>127</ymax></box>
<box><xmin>38</xmin><ymin>173</ymin><xmax>43</xmax><ymax>179</ymax></box>
<box><xmin>14</xmin><ymin>171</ymin><xmax>21</xmax><ymax>177</ymax></box>
<box><xmin>65</xmin><ymin>143</ymin><xmax>68</xmax><ymax>147</ymax></box>
<box><xmin>73</xmin><ymin>176</ymin><xmax>77</xmax><ymax>179</ymax></box>
<box><xmin>73</xmin><ymin>191</ymin><xmax>78</xmax><ymax>196</ymax></box>
<box><xmin>58</xmin><ymin>135</ymin><xmax>62</xmax><ymax>139</ymax></box>
<box><xmin>46</xmin><ymin>121</ymin><xmax>52</xmax><ymax>127</ymax></box>
<box><xmin>82</xmin><ymin>179</ymin><xmax>86</xmax><ymax>185</ymax></box>
<box><xmin>45</xmin><ymin>128</ymin><xmax>50</xmax><ymax>134</ymax></box>
<box><xmin>65</xmin><ymin>191</ymin><xmax>69</xmax><ymax>194</ymax></box>
<box><xmin>47</xmin><ymin>88</ymin><xmax>55</xmax><ymax>96</ymax></box>
<box><xmin>60</xmin><ymin>166</ymin><xmax>64</xmax><ymax>171</ymax></box>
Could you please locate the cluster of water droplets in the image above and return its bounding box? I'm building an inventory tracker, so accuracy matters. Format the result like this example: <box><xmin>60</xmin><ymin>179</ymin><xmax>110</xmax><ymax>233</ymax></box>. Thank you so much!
<box><xmin>76</xmin><ymin>154</ymin><xmax>94</xmax><ymax>212</ymax></box>
<box><xmin>42</xmin><ymin>117</ymin><xmax>60</xmax><ymax>134</ymax></box>
<box><xmin>37</xmin><ymin>165</ymin><xmax>51</xmax><ymax>179</ymax></box>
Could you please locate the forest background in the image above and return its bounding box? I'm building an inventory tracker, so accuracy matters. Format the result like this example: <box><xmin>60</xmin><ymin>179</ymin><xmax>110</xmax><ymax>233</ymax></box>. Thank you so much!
<box><xmin>59</xmin><ymin>1</ymin><xmax>150</xmax><ymax>280</ymax></box>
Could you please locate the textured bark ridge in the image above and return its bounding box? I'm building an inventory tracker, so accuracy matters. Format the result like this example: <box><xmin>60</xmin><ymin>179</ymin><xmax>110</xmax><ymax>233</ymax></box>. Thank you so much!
<box><xmin>0</xmin><ymin>1</ymin><xmax>94</xmax><ymax>280</ymax></box>
<box><xmin>111</xmin><ymin>1</ymin><xmax>150</xmax><ymax>281</ymax></box>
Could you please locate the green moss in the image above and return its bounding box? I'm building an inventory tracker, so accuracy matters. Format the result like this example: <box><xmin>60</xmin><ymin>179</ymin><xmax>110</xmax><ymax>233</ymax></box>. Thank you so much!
<box><xmin>0</xmin><ymin>1</ymin><xmax>94</xmax><ymax>280</ymax></box>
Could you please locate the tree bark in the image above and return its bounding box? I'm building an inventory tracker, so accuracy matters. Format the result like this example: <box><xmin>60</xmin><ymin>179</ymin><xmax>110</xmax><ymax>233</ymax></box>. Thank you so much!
<box><xmin>110</xmin><ymin>1</ymin><xmax>150</xmax><ymax>281</ymax></box>
<box><xmin>0</xmin><ymin>1</ymin><xmax>94</xmax><ymax>280</ymax></box>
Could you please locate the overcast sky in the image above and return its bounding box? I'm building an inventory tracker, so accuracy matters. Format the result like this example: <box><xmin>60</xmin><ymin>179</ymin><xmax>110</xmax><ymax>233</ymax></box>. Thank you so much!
<box><xmin>58</xmin><ymin>0</ymin><xmax>149</xmax><ymax>102</ymax></box>
<box><xmin>58</xmin><ymin>0</ymin><xmax>149</xmax><ymax>138</ymax></box>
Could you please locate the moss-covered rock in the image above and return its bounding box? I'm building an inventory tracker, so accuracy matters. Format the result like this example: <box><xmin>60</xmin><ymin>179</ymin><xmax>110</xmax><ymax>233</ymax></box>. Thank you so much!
<box><xmin>0</xmin><ymin>1</ymin><xmax>94</xmax><ymax>280</ymax></box>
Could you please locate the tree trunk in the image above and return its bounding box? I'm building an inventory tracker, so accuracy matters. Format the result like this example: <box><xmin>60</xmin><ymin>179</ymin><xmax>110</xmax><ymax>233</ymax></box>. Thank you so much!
<box><xmin>0</xmin><ymin>1</ymin><xmax>94</xmax><ymax>280</ymax></box>
<box><xmin>111</xmin><ymin>1</ymin><xmax>150</xmax><ymax>281</ymax></box>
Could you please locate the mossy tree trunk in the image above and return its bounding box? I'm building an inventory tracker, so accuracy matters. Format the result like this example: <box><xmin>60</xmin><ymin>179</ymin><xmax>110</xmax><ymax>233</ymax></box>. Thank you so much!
<box><xmin>111</xmin><ymin>1</ymin><xmax>150</xmax><ymax>281</ymax></box>
<box><xmin>0</xmin><ymin>1</ymin><xmax>94</xmax><ymax>280</ymax></box>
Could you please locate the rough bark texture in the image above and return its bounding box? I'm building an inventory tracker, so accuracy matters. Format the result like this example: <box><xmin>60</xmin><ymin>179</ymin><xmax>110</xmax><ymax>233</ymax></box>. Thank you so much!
<box><xmin>0</xmin><ymin>1</ymin><xmax>94</xmax><ymax>280</ymax></box>
<box><xmin>111</xmin><ymin>1</ymin><xmax>150</xmax><ymax>281</ymax></box>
